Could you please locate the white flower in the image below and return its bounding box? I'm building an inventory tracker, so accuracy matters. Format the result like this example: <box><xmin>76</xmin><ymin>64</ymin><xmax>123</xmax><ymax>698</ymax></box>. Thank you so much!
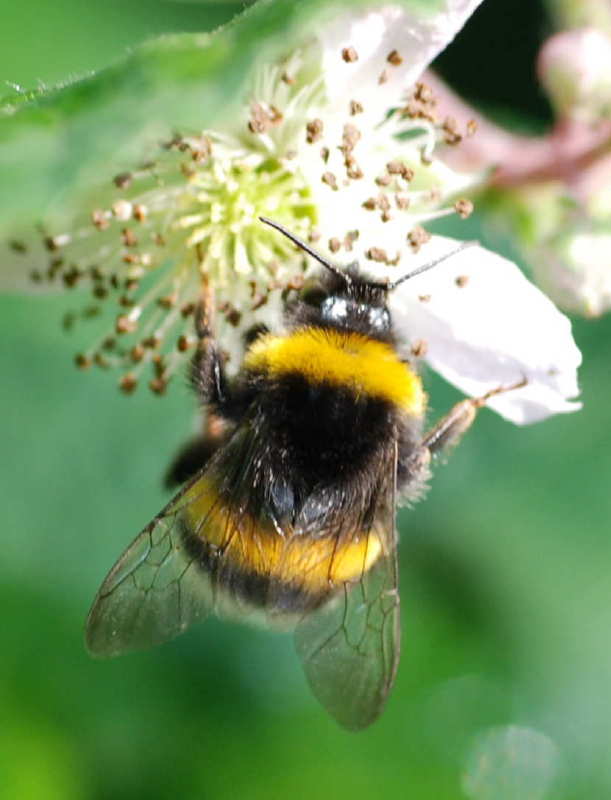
<box><xmin>385</xmin><ymin>238</ymin><xmax>582</xmax><ymax>424</ymax></box>
<box><xmin>18</xmin><ymin>0</ymin><xmax>581</xmax><ymax>421</ymax></box>
<box><xmin>532</xmin><ymin>228</ymin><xmax>611</xmax><ymax>318</ymax></box>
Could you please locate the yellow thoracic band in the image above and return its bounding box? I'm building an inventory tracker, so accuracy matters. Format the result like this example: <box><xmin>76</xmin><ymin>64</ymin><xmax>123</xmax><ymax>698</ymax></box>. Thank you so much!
<box><xmin>244</xmin><ymin>327</ymin><xmax>426</xmax><ymax>414</ymax></box>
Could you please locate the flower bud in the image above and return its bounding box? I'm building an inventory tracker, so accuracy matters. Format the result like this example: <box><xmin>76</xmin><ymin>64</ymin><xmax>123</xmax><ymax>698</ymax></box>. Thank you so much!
<box><xmin>538</xmin><ymin>28</ymin><xmax>611</xmax><ymax>122</ymax></box>
<box><xmin>533</xmin><ymin>226</ymin><xmax>611</xmax><ymax>317</ymax></box>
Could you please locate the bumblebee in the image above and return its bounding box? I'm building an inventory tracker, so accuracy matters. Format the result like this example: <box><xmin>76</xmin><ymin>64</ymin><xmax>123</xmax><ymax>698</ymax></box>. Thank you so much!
<box><xmin>86</xmin><ymin>218</ymin><xmax>523</xmax><ymax>730</ymax></box>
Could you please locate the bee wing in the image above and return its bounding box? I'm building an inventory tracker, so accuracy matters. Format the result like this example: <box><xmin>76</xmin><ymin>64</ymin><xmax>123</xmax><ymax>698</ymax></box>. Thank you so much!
<box><xmin>294</xmin><ymin>446</ymin><xmax>400</xmax><ymax>731</ymax></box>
<box><xmin>85</xmin><ymin>478</ymin><xmax>214</xmax><ymax>657</ymax></box>
<box><xmin>85</xmin><ymin>422</ymin><xmax>261</xmax><ymax>658</ymax></box>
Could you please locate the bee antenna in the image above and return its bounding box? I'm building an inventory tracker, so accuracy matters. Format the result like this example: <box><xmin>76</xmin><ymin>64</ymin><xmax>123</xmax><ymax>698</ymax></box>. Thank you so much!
<box><xmin>385</xmin><ymin>240</ymin><xmax>478</xmax><ymax>290</ymax></box>
<box><xmin>259</xmin><ymin>217</ymin><xmax>352</xmax><ymax>287</ymax></box>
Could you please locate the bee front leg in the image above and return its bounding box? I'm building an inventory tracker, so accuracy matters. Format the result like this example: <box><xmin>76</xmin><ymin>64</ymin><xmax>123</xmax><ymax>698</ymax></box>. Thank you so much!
<box><xmin>189</xmin><ymin>278</ymin><xmax>229</xmax><ymax>408</ymax></box>
<box><xmin>421</xmin><ymin>378</ymin><xmax>527</xmax><ymax>458</ymax></box>
<box><xmin>166</xmin><ymin>281</ymin><xmax>233</xmax><ymax>489</ymax></box>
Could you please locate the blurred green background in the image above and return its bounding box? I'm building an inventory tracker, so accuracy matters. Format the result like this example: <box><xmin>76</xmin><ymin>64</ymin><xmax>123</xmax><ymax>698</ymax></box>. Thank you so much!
<box><xmin>2</xmin><ymin>1</ymin><xmax>611</xmax><ymax>799</ymax></box>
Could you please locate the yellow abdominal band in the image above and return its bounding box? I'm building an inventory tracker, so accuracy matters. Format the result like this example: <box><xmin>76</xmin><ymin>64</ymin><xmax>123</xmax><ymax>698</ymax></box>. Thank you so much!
<box><xmin>244</xmin><ymin>328</ymin><xmax>425</xmax><ymax>414</ymax></box>
<box><xmin>183</xmin><ymin>479</ymin><xmax>382</xmax><ymax>592</ymax></box>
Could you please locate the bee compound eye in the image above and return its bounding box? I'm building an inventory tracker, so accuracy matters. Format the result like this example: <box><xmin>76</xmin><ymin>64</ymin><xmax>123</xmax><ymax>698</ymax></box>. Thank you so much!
<box><xmin>300</xmin><ymin>284</ymin><xmax>327</xmax><ymax>307</ymax></box>
<box><xmin>367</xmin><ymin>306</ymin><xmax>390</xmax><ymax>331</ymax></box>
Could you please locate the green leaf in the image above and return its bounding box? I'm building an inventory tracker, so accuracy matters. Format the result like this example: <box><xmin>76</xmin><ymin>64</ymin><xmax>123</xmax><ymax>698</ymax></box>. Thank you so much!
<box><xmin>0</xmin><ymin>0</ymin><xmax>464</xmax><ymax>274</ymax></box>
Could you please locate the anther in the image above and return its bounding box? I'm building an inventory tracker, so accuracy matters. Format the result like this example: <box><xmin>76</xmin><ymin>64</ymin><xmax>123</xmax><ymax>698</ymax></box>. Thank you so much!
<box><xmin>395</xmin><ymin>194</ymin><xmax>410</xmax><ymax>210</ymax></box>
<box><xmin>93</xmin><ymin>353</ymin><xmax>110</xmax><ymax>369</ymax></box>
<box><xmin>149</xmin><ymin>377</ymin><xmax>168</xmax><ymax>395</ymax></box>
<box><xmin>44</xmin><ymin>234</ymin><xmax>71</xmax><ymax>251</ymax></box>
<box><xmin>343</xmin><ymin>230</ymin><xmax>359</xmax><ymax>251</ymax></box>
<box><xmin>74</xmin><ymin>353</ymin><xmax>92</xmax><ymax>369</ymax></box>
<box><xmin>62</xmin><ymin>267</ymin><xmax>81</xmax><ymax>288</ymax></box>
<box><xmin>157</xmin><ymin>293</ymin><xmax>178</xmax><ymax>309</ymax></box>
<box><xmin>177</xmin><ymin>335</ymin><xmax>194</xmax><ymax>352</ymax></box>
<box><xmin>91</xmin><ymin>209</ymin><xmax>110</xmax><ymax>230</ymax></box>
<box><xmin>133</xmin><ymin>204</ymin><xmax>148</xmax><ymax>222</ymax></box>
<box><xmin>119</xmin><ymin>374</ymin><xmax>138</xmax><ymax>394</ymax></box>
<box><xmin>306</xmin><ymin>119</ymin><xmax>323</xmax><ymax>144</ymax></box>
<box><xmin>130</xmin><ymin>345</ymin><xmax>145</xmax><ymax>363</ymax></box>
<box><xmin>248</xmin><ymin>103</ymin><xmax>271</xmax><ymax>134</ymax></box>
<box><xmin>342</xmin><ymin>124</ymin><xmax>361</xmax><ymax>152</ymax></box>
<box><xmin>454</xmin><ymin>199</ymin><xmax>474</xmax><ymax>219</ymax></box>
<box><xmin>411</xmin><ymin>339</ymin><xmax>428</xmax><ymax>358</ymax></box>
<box><xmin>115</xmin><ymin>315</ymin><xmax>138</xmax><ymax>334</ymax></box>
<box><xmin>366</xmin><ymin>247</ymin><xmax>389</xmax><ymax>263</ymax></box>
<box><xmin>442</xmin><ymin>117</ymin><xmax>462</xmax><ymax>146</ymax></box>
<box><xmin>387</xmin><ymin>161</ymin><xmax>414</xmax><ymax>181</ymax></box>
<box><xmin>113</xmin><ymin>172</ymin><xmax>133</xmax><ymax>189</ymax></box>
<box><xmin>121</xmin><ymin>228</ymin><xmax>138</xmax><ymax>247</ymax></box>
<box><xmin>322</xmin><ymin>172</ymin><xmax>338</xmax><ymax>191</ymax></box>
<box><xmin>407</xmin><ymin>226</ymin><xmax>432</xmax><ymax>252</ymax></box>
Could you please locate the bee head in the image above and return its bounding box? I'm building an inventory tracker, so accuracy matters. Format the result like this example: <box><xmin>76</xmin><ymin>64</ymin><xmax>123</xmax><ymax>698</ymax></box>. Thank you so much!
<box><xmin>299</xmin><ymin>268</ymin><xmax>392</xmax><ymax>335</ymax></box>
<box><xmin>259</xmin><ymin>217</ymin><xmax>474</xmax><ymax>337</ymax></box>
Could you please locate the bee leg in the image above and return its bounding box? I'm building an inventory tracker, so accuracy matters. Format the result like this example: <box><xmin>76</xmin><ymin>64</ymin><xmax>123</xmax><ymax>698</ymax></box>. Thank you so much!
<box><xmin>164</xmin><ymin>413</ymin><xmax>230</xmax><ymax>488</ymax></box>
<box><xmin>166</xmin><ymin>279</ymin><xmax>235</xmax><ymax>489</ymax></box>
<box><xmin>421</xmin><ymin>377</ymin><xmax>527</xmax><ymax>457</ymax></box>
<box><xmin>398</xmin><ymin>378</ymin><xmax>526</xmax><ymax>500</ymax></box>
<box><xmin>189</xmin><ymin>279</ymin><xmax>229</xmax><ymax>409</ymax></box>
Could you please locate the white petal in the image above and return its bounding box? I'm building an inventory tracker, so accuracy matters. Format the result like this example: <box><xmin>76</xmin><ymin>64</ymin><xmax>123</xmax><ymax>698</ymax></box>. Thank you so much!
<box><xmin>319</xmin><ymin>1</ymin><xmax>485</xmax><ymax>121</ymax></box>
<box><xmin>388</xmin><ymin>237</ymin><xmax>582</xmax><ymax>424</ymax></box>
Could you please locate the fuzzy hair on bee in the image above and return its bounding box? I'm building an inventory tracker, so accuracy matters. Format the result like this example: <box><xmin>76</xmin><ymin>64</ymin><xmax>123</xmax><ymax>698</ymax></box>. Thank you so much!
<box><xmin>86</xmin><ymin>218</ymin><xmax>525</xmax><ymax>730</ymax></box>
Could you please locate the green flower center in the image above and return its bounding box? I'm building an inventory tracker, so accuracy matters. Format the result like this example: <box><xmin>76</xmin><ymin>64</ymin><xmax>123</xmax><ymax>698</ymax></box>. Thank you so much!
<box><xmin>174</xmin><ymin>156</ymin><xmax>317</xmax><ymax>287</ymax></box>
